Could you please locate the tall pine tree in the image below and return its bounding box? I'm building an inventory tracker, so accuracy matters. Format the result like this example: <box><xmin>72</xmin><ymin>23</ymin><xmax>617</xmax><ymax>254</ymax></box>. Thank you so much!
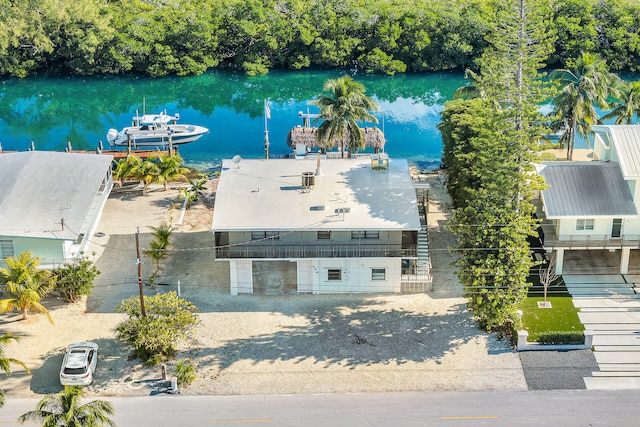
<box><xmin>441</xmin><ymin>0</ymin><xmax>553</xmax><ymax>330</ymax></box>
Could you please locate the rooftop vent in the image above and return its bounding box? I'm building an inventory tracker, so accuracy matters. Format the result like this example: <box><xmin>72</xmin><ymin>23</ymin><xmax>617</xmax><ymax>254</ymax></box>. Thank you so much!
<box><xmin>302</xmin><ymin>171</ymin><xmax>315</xmax><ymax>188</ymax></box>
<box><xmin>371</xmin><ymin>153</ymin><xmax>389</xmax><ymax>171</ymax></box>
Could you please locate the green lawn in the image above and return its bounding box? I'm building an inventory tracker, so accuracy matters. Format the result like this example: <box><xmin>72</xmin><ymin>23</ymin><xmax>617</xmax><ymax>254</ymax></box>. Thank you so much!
<box><xmin>519</xmin><ymin>296</ymin><xmax>584</xmax><ymax>342</ymax></box>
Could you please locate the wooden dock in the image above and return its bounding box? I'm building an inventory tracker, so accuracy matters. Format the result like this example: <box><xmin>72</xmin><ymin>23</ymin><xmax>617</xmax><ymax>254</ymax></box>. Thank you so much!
<box><xmin>1</xmin><ymin>148</ymin><xmax>176</xmax><ymax>160</ymax></box>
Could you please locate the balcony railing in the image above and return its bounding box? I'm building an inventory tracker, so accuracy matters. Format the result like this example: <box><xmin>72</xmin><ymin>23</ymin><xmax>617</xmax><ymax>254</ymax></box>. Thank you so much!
<box><xmin>215</xmin><ymin>243</ymin><xmax>416</xmax><ymax>259</ymax></box>
<box><xmin>539</xmin><ymin>224</ymin><xmax>640</xmax><ymax>249</ymax></box>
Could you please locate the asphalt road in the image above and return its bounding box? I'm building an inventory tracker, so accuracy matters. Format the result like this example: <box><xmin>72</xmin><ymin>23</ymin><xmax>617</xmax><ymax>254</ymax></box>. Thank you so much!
<box><xmin>3</xmin><ymin>390</ymin><xmax>639</xmax><ymax>426</ymax></box>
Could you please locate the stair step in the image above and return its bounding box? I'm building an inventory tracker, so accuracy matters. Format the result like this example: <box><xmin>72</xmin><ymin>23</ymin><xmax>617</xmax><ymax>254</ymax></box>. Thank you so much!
<box><xmin>598</xmin><ymin>363</ymin><xmax>640</xmax><ymax>371</ymax></box>
<box><xmin>584</xmin><ymin>377</ymin><xmax>640</xmax><ymax>390</ymax></box>
<box><xmin>595</xmin><ymin>352</ymin><xmax>640</xmax><ymax>364</ymax></box>
<box><xmin>593</xmin><ymin>335</ymin><xmax>640</xmax><ymax>345</ymax></box>
<box><xmin>584</xmin><ymin>323</ymin><xmax>640</xmax><ymax>331</ymax></box>
<box><xmin>591</xmin><ymin>371</ymin><xmax>640</xmax><ymax>377</ymax></box>
<box><xmin>594</xmin><ymin>346</ymin><xmax>640</xmax><ymax>352</ymax></box>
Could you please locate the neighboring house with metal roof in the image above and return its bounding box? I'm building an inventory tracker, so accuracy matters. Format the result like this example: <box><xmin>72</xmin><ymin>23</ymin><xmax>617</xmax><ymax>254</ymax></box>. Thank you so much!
<box><xmin>0</xmin><ymin>151</ymin><xmax>113</xmax><ymax>268</ymax></box>
<box><xmin>536</xmin><ymin>125</ymin><xmax>640</xmax><ymax>274</ymax></box>
<box><xmin>211</xmin><ymin>155</ymin><xmax>430</xmax><ymax>295</ymax></box>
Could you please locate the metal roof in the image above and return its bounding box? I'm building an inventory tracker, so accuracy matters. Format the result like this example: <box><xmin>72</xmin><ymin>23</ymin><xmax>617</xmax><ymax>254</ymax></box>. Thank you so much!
<box><xmin>593</xmin><ymin>125</ymin><xmax>640</xmax><ymax>178</ymax></box>
<box><xmin>211</xmin><ymin>157</ymin><xmax>421</xmax><ymax>232</ymax></box>
<box><xmin>0</xmin><ymin>151</ymin><xmax>113</xmax><ymax>240</ymax></box>
<box><xmin>539</xmin><ymin>161</ymin><xmax>637</xmax><ymax>218</ymax></box>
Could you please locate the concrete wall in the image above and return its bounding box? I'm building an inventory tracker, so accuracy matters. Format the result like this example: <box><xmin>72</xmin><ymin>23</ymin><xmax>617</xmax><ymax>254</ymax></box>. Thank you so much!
<box><xmin>228</xmin><ymin>257</ymin><xmax>402</xmax><ymax>295</ymax></box>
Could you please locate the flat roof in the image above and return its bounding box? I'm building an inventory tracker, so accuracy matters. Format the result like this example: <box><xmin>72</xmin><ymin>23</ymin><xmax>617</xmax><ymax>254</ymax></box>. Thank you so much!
<box><xmin>0</xmin><ymin>151</ymin><xmax>113</xmax><ymax>240</ymax></box>
<box><xmin>212</xmin><ymin>157</ymin><xmax>421</xmax><ymax>231</ymax></box>
<box><xmin>539</xmin><ymin>161</ymin><xmax>637</xmax><ymax>218</ymax></box>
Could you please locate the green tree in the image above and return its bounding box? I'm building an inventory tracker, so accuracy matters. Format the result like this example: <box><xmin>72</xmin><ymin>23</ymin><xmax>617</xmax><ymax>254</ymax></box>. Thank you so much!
<box><xmin>144</xmin><ymin>222</ymin><xmax>173</xmax><ymax>283</ymax></box>
<box><xmin>151</xmin><ymin>152</ymin><xmax>189</xmax><ymax>191</ymax></box>
<box><xmin>0</xmin><ymin>251</ymin><xmax>55</xmax><ymax>322</ymax></box>
<box><xmin>55</xmin><ymin>259</ymin><xmax>101</xmax><ymax>303</ymax></box>
<box><xmin>112</xmin><ymin>155</ymin><xmax>141</xmax><ymax>187</ymax></box>
<box><xmin>601</xmin><ymin>80</ymin><xmax>640</xmax><ymax>124</ymax></box>
<box><xmin>551</xmin><ymin>51</ymin><xmax>620</xmax><ymax>160</ymax></box>
<box><xmin>131</xmin><ymin>158</ymin><xmax>160</xmax><ymax>195</ymax></box>
<box><xmin>1</xmin><ymin>333</ymin><xmax>30</xmax><ymax>408</ymax></box>
<box><xmin>179</xmin><ymin>187</ymin><xmax>197</xmax><ymax>209</ymax></box>
<box><xmin>18</xmin><ymin>385</ymin><xmax>116</xmax><ymax>427</ymax></box>
<box><xmin>115</xmin><ymin>292</ymin><xmax>199</xmax><ymax>364</ymax></box>
<box><xmin>310</xmin><ymin>75</ymin><xmax>379</xmax><ymax>158</ymax></box>
<box><xmin>187</xmin><ymin>177</ymin><xmax>208</xmax><ymax>201</ymax></box>
<box><xmin>440</xmin><ymin>0</ymin><xmax>552</xmax><ymax>330</ymax></box>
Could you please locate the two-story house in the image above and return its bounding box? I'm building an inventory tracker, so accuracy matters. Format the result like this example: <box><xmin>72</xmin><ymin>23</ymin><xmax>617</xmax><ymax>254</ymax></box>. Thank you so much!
<box><xmin>536</xmin><ymin>125</ymin><xmax>640</xmax><ymax>274</ymax></box>
<box><xmin>211</xmin><ymin>155</ymin><xmax>431</xmax><ymax>295</ymax></box>
<box><xmin>0</xmin><ymin>151</ymin><xmax>113</xmax><ymax>268</ymax></box>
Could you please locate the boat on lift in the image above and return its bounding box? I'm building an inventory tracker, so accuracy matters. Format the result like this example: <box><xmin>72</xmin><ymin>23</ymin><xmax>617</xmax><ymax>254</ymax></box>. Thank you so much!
<box><xmin>106</xmin><ymin>111</ymin><xmax>209</xmax><ymax>148</ymax></box>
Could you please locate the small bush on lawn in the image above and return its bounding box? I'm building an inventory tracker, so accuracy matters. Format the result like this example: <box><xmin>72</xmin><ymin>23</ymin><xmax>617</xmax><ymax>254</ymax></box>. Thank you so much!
<box><xmin>175</xmin><ymin>359</ymin><xmax>196</xmax><ymax>387</ymax></box>
<box><xmin>537</xmin><ymin>331</ymin><xmax>585</xmax><ymax>345</ymax></box>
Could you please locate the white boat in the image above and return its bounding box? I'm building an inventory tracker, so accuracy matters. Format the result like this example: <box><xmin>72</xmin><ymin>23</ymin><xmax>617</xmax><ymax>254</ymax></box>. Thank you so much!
<box><xmin>106</xmin><ymin>111</ymin><xmax>209</xmax><ymax>148</ymax></box>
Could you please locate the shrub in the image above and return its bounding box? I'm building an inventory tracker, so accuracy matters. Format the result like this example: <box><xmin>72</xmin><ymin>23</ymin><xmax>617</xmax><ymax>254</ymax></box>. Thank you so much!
<box><xmin>55</xmin><ymin>259</ymin><xmax>100</xmax><ymax>302</ymax></box>
<box><xmin>115</xmin><ymin>292</ymin><xmax>199</xmax><ymax>364</ymax></box>
<box><xmin>537</xmin><ymin>331</ymin><xmax>584</xmax><ymax>345</ymax></box>
<box><xmin>175</xmin><ymin>359</ymin><xmax>196</xmax><ymax>387</ymax></box>
<box><xmin>539</xmin><ymin>151</ymin><xmax>557</xmax><ymax>161</ymax></box>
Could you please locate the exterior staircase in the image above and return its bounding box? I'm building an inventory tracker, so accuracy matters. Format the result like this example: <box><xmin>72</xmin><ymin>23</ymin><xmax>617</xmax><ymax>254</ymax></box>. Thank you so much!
<box><xmin>564</xmin><ymin>275</ymin><xmax>640</xmax><ymax>389</ymax></box>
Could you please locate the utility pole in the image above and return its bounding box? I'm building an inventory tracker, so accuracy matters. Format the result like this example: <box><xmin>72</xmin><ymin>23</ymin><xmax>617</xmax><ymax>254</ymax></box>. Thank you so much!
<box><xmin>135</xmin><ymin>226</ymin><xmax>146</xmax><ymax>317</ymax></box>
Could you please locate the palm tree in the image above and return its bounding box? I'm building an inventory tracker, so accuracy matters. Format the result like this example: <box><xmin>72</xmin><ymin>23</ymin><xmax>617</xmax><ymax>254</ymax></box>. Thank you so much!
<box><xmin>0</xmin><ymin>251</ymin><xmax>55</xmax><ymax>322</ymax></box>
<box><xmin>601</xmin><ymin>81</ymin><xmax>640</xmax><ymax>124</ymax></box>
<box><xmin>149</xmin><ymin>222</ymin><xmax>173</xmax><ymax>248</ymax></box>
<box><xmin>550</xmin><ymin>52</ymin><xmax>620</xmax><ymax>160</ymax></box>
<box><xmin>310</xmin><ymin>76</ymin><xmax>379</xmax><ymax>160</ymax></box>
<box><xmin>1</xmin><ymin>333</ymin><xmax>30</xmax><ymax>408</ymax></box>
<box><xmin>111</xmin><ymin>155</ymin><xmax>141</xmax><ymax>187</ymax></box>
<box><xmin>179</xmin><ymin>187</ymin><xmax>197</xmax><ymax>209</ymax></box>
<box><xmin>151</xmin><ymin>152</ymin><xmax>189</xmax><ymax>191</ymax></box>
<box><xmin>18</xmin><ymin>385</ymin><xmax>116</xmax><ymax>427</ymax></box>
<box><xmin>188</xmin><ymin>177</ymin><xmax>208</xmax><ymax>201</ymax></box>
<box><xmin>131</xmin><ymin>158</ymin><xmax>160</xmax><ymax>195</ymax></box>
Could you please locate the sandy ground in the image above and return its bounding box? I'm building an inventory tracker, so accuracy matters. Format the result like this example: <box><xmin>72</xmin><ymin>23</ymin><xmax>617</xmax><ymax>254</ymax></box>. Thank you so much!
<box><xmin>1</xmin><ymin>174</ymin><xmax>527</xmax><ymax>398</ymax></box>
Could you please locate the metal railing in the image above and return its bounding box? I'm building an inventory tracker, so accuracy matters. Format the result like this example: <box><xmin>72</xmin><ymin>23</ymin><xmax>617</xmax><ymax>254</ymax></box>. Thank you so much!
<box><xmin>540</xmin><ymin>227</ymin><xmax>640</xmax><ymax>248</ymax></box>
<box><xmin>215</xmin><ymin>243</ymin><xmax>416</xmax><ymax>259</ymax></box>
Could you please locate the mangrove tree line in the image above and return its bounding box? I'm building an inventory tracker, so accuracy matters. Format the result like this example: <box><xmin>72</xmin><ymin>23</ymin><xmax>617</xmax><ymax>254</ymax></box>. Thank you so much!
<box><xmin>2</xmin><ymin>0</ymin><xmax>640</xmax><ymax>77</ymax></box>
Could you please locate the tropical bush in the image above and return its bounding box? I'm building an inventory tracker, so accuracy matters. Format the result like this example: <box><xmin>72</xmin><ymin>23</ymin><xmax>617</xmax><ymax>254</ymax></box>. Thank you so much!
<box><xmin>175</xmin><ymin>359</ymin><xmax>197</xmax><ymax>387</ymax></box>
<box><xmin>115</xmin><ymin>292</ymin><xmax>199</xmax><ymax>365</ymax></box>
<box><xmin>55</xmin><ymin>259</ymin><xmax>101</xmax><ymax>303</ymax></box>
<box><xmin>0</xmin><ymin>251</ymin><xmax>56</xmax><ymax>322</ymax></box>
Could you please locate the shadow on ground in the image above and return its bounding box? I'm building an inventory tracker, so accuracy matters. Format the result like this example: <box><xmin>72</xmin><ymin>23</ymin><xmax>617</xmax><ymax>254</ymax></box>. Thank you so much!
<box><xmin>189</xmin><ymin>301</ymin><xmax>494</xmax><ymax>370</ymax></box>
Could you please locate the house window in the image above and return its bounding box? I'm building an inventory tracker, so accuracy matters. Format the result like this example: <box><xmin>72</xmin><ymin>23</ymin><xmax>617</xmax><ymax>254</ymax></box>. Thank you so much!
<box><xmin>576</xmin><ymin>219</ymin><xmax>595</xmax><ymax>231</ymax></box>
<box><xmin>351</xmin><ymin>231</ymin><xmax>380</xmax><ymax>240</ymax></box>
<box><xmin>371</xmin><ymin>268</ymin><xmax>386</xmax><ymax>281</ymax></box>
<box><xmin>0</xmin><ymin>240</ymin><xmax>14</xmax><ymax>258</ymax></box>
<box><xmin>327</xmin><ymin>269</ymin><xmax>342</xmax><ymax>281</ymax></box>
<box><xmin>317</xmin><ymin>231</ymin><xmax>331</xmax><ymax>240</ymax></box>
<box><xmin>251</xmin><ymin>231</ymin><xmax>280</xmax><ymax>240</ymax></box>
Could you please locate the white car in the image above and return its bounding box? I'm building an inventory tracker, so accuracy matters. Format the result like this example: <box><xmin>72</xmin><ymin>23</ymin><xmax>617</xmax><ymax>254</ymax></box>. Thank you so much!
<box><xmin>59</xmin><ymin>342</ymin><xmax>99</xmax><ymax>386</ymax></box>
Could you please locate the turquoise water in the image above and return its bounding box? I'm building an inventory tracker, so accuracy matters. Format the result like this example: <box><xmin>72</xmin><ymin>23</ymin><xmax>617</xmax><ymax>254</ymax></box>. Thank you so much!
<box><xmin>0</xmin><ymin>70</ymin><xmax>466</xmax><ymax>171</ymax></box>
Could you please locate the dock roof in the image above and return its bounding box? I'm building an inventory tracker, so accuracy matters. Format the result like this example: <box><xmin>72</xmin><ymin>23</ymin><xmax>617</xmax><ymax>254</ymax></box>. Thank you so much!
<box><xmin>212</xmin><ymin>157</ymin><xmax>421</xmax><ymax>232</ymax></box>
